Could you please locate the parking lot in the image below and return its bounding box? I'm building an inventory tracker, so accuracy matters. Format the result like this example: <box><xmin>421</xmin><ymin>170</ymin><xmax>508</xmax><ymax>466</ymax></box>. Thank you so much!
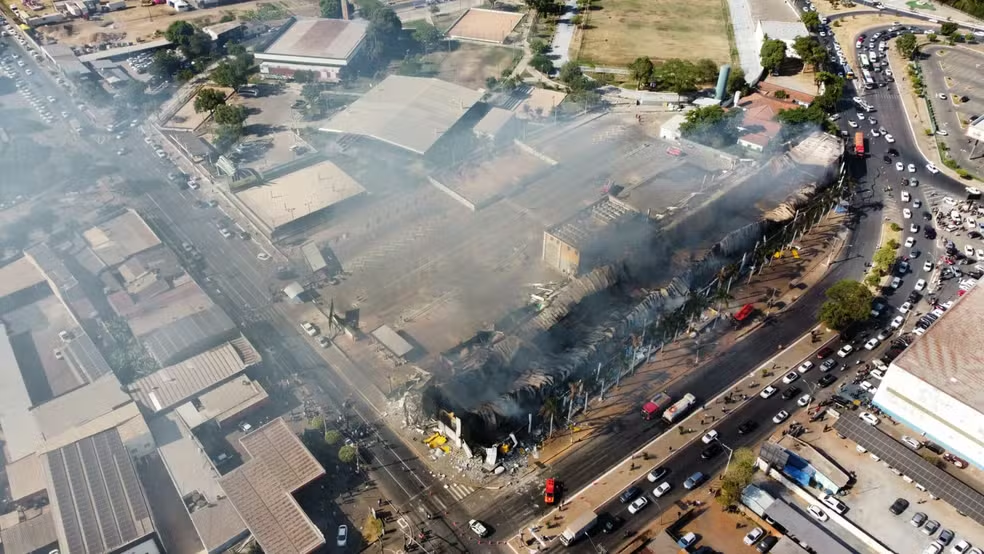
<box><xmin>225</xmin><ymin>84</ymin><xmax>314</xmax><ymax>172</ymax></box>
<box><xmin>922</xmin><ymin>47</ymin><xmax>984</xmax><ymax>175</ymax></box>
<box><xmin>805</xmin><ymin>420</ymin><xmax>984</xmax><ymax>553</ymax></box>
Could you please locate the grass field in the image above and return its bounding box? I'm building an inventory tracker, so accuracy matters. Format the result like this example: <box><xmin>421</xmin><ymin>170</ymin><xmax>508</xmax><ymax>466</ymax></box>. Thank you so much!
<box><xmin>423</xmin><ymin>42</ymin><xmax>521</xmax><ymax>90</ymax></box>
<box><xmin>578</xmin><ymin>0</ymin><xmax>732</xmax><ymax>67</ymax></box>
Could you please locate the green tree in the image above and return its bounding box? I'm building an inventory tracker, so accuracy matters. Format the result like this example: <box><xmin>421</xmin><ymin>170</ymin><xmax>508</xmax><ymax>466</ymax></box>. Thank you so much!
<box><xmin>293</xmin><ymin>69</ymin><xmax>316</xmax><ymax>83</ymax></box>
<box><xmin>363</xmin><ymin>515</ymin><xmax>384</xmax><ymax>544</ymax></box>
<box><xmin>149</xmin><ymin>49</ymin><xmax>182</xmax><ymax>80</ymax></box>
<box><xmin>760</xmin><ymin>37</ymin><xmax>787</xmax><ymax>73</ymax></box>
<box><xmin>364</xmin><ymin>4</ymin><xmax>403</xmax><ymax>63</ymax></box>
<box><xmin>320</xmin><ymin>0</ymin><xmax>351</xmax><ymax>18</ymax></box>
<box><xmin>524</xmin><ymin>0</ymin><xmax>557</xmax><ymax>12</ymax></box>
<box><xmin>651</xmin><ymin>58</ymin><xmax>702</xmax><ymax>94</ymax></box>
<box><xmin>818</xmin><ymin>279</ymin><xmax>873</xmax><ymax>330</ymax></box>
<box><xmin>694</xmin><ymin>58</ymin><xmax>719</xmax><ymax>83</ymax></box>
<box><xmin>412</xmin><ymin>22</ymin><xmax>443</xmax><ymax>51</ymax></box>
<box><xmin>165</xmin><ymin>22</ymin><xmax>212</xmax><ymax>60</ymax></box>
<box><xmin>801</xmin><ymin>10</ymin><xmax>821</xmax><ymax>31</ymax></box>
<box><xmin>301</xmin><ymin>83</ymin><xmax>321</xmax><ymax>105</ymax></box>
<box><xmin>940</xmin><ymin>21</ymin><xmax>958</xmax><ymax>36</ymax></box>
<box><xmin>324</xmin><ymin>430</ymin><xmax>343</xmax><ymax>445</ymax></box>
<box><xmin>726</xmin><ymin>68</ymin><xmax>748</xmax><ymax>95</ymax></box>
<box><xmin>559</xmin><ymin>61</ymin><xmax>589</xmax><ymax>90</ymax></box>
<box><xmin>679</xmin><ymin>105</ymin><xmax>742</xmax><ymax>148</ymax></box>
<box><xmin>164</xmin><ymin>20</ymin><xmax>195</xmax><ymax>44</ymax></box>
<box><xmin>628</xmin><ymin>56</ymin><xmax>654</xmax><ymax>89</ymax></box>
<box><xmin>896</xmin><ymin>33</ymin><xmax>918</xmax><ymax>59</ymax></box>
<box><xmin>338</xmin><ymin>444</ymin><xmax>357</xmax><ymax>464</ymax></box>
<box><xmin>716</xmin><ymin>448</ymin><xmax>757</xmax><ymax>507</ymax></box>
<box><xmin>194</xmin><ymin>88</ymin><xmax>227</xmax><ymax>113</ymax></box>
<box><xmin>530</xmin><ymin>38</ymin><xmax>550</xmax><ymax>55</ymax></box>
<box><xmin>873</xmin><ymin>245</ymin><xmax>897</xmax><ymax>271</ymax></box>
<box><xmin>793</xmin><ymin>35</ymin><xmax>827</xmax><ymax>73</ymax></box>
<box><xmin>214</xmin><ymin>104</ymin><xmax>248</xmax><ymax>126</ymax></box>
<box><xmin>530</xmin><ymin>52</ymin><xmax>553</xmax><ymax>74</ymax></box>
<box><xmin>211</xmin><ymin>60</ymin><xmax>249</xmax><ymax>88</ymax></box>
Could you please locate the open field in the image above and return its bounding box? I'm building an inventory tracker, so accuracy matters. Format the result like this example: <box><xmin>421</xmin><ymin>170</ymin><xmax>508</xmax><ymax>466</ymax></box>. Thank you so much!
<box><xmin>578</xmin><ymin>0</ymin><xmax>732</xmax><ymax>66</ymax></box>
<box><xmin>422</xmin><ymin>42</ymin><xmax>520</xmax><ymax>90</ymax></box>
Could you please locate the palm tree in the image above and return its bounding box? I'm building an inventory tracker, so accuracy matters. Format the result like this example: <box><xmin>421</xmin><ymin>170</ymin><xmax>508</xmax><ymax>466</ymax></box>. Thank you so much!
<box><xmin>540</xmin><ymin>396</ymin><xmax>561</xmax><ymax>436</ymax></box>
<box><xmin>712</xmin><ymin>286</ymin><xmax>733</xmax><ymax>310</ymax></box>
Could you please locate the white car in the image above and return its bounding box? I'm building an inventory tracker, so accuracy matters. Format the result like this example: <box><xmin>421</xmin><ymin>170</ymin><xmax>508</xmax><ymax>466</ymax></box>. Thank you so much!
<box><xmin>653</xmin><ymin>482</ymin><xmax>672</xmax><ymax>497</ymax></box>
<box><xmin>915</xmin><ymin>279</ymin><xmax>926</xmax><ymax>291</ymax></box>
<box><xmin>870</xmin><ymin>368</ymin><xmax>886</xmax><ymax>380</ymax></box>
<box><xmin>923</xmin><ymin>261</ymin><xmax>933</xmax><ymax>272</ymax></box>
<box><xmin>910</xmin><ymin>224</ymin><xmax>919</xmax><ymax>233</ymax></box>
<box><xmin>782</xmin><ymin>372</ymin><xmax>799</xmax><ymax>384</ymax></box>
<box><xmin>908</xmin><ymin>163</ymin><xmax>916</xmax><ymax>173</ymax></box>
<box><xmin>864</xmin><ymin>337</ymin><xmax>880</xmax><ymax>350</ymax></box>
<box><xmin>891</xmin><ymin>315</ymin><xmax>905</xmax><ymax>329</ymax></box>
<box><xmin>797</xmin><ymin>394</ymin><xmax>811</xmax><ymax>407</ymax></box>
<box><xmin>886</xmin><ymin>134</ymin><xmax>895</xmax><ymax>143</ymax></box>
<box><xmin>951</xmin><ymin>540</ymin><xmax>972</xmax><ymax>554</ymax></box>
<box><xmin>926</xmin><ymin>163</ymin><xmax>940</xmax><ymax>174</ymax></box>
<box><xmin>702</xmin><ymin>430</ymin><xmax>719</xmax><ymax>444</ymax></box>
<box><xmin>808</xmin><ymin>505</ymin><xmax>829</xmax><ymax>521</ymax></box>
<box><xmin>903</xmin><ymin>209</ymin><xmax>912</xmax><ymax>219</ymax></box>
<box><xmin>219</xmin><ymin>227</ymin><xmax>232</xmax><ymax>239</ymax></box>
<box><xmin>896</xmin><ymin>161</ymin><xmax>904</xmax><ymax>171</ymax></box>
<box><xmin>901</xmin><ymin>191</ymin><xmax>911</xmax><ymax>202</ymax></box>
<box><xmin>913</xmin><ymin>199</ymin><xmax>922</xmax><ymax>208</ymax></box>
<box><xmin>871</xmin><ymin>129</ymin><xmax>880</xmax><ymax>137</ymax></box>
<box><xmin>760</xmin><ymin>385</ymin><xmax>778</xmax><ymax>399</ymax></box>
<box><xmin>899</xmin><ymin>301</ymin><xmax>912</xmax><ymax>314</ymax></box>
<box><xmin>798</xmin><ymin>361</ymin><xmax>814</xmax><ymax>373</ymax></box>
<box><xmin>869</xmin><ymin>117</ymin><xmax>877</xmax><ymax>125</ymax></box>
<box><xmin>938</xmin><ymin>92</ymin><xmax>948</xmax><ymax>100</ymax></box>
<box><xmin>820</xmin><ymin>493</ymin><xmax>848</xmax><ymax>514</ymax></box>
<box><xmin>337</xmin><ymin>525</ymin><xmax>348</xmax><ymax>547</ymax></box>
<box><xmin>301</xmin><ymin>322</ymin><xmax>318</xmax><ymax>336</ymax></box>
<box><xmin>773</xmin><ymin>410</ymin><xmax>790</xmax><ymax>424</ymax></box>
<box><xmin>469</xmin><ymin>519</ymin><xmax>489</xmax><ymax>537</ymax></box>
<box><xmin>891</xmin><ymin>276</ymin><xmax>902</xmax><ymax>289</ymax></box>
<box><xmin>905</xmin><ymin>236</ymin><xmax>915</xmax><ymax>248</ymax></box>
<box><xmin>744</xmin><ymin>527</ymin><xmax>765</xmax><ymax>546</ymax></box>
<box><xmin>966</xmin><ymin>245</ymin><xmax>976</xmax><ymax>257</ymax></box>
<box><xmin>257</xmin><ymin>252</ymin><xmax>271</xmax><ymax>261</ymax></box>
<box><xmin>837</xmin><ymin>345</ymin><xmax>853</xmax><ymax>358</ymax></box>
<box><xmin>848</xmin><ymin>120</ymin><xmax>859</xmax><ymax>128</ymax></box>
<box><xmin>627</xmin><ymin>496</ymin><xmax>649</xmax><ymax>514</ymax></box>
<box><xmin>860</xmin><ymin>411</ymin><xmax>880</xmax><ymax>425</ymax></box>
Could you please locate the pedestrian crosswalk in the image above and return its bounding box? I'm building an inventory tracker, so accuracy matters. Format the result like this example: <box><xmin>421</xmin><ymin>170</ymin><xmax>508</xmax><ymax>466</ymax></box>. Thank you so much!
<box><xmin>444</xmin><ymin>483</ymin><xmax>475</xmax><ymax>502</ymax></box>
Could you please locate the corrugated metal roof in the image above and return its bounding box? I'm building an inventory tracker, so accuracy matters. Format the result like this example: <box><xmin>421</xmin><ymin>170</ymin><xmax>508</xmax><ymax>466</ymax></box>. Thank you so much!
<box><xmin>0</xmin><ymin>325</ymin><xmax>44</xmax><ymax>462</ymax></box>
<box><xmin>240</xmin><ymin>418</ymin><xmax>325</xmax><ymax>492</ymax></box>
<box><xmin>889</xmin><ymin>285</ymin><xmax>984</xmax><ymax>413</ymax></box>
<box><xmin>32</xmin><ymin>373</ymin><xmax>130</xmax><ymax>443</ymax></box>
<box><xmin>371</xmin><ymin>325</ymin><xmax>413</xmax><ymax>357</ymax></box>
<box><xmin>0</xmin><ymin>256</ymin><xmax>47</xmax><ymax>298</ymax></box>
<box><xmin>129</xmin><ymin>342</ymin><xmax>252</xmax><ymax>415</ymax></box>
<box><xmin>139</xmin><ymin>303</ymin><xmax>238</xmax><ymax>366</ymax></box>
<box><xmin>763</xmin><ymin>500</ymin><xmax>853</xmax><ymax>554</ymax></box>
<box><xmin>82</xmin><ymin>210</ymin><xmax>162</xmax><ymax>268</ymax></box>
<box><xmin>0</xmin><ymin>510</ymin><xmax>58</xmax><ymax>554</ymax></box>
<box><xmin>260</xmin><ymin>18</ymin><xmax>367</xmax><ymax>61</ymax></box>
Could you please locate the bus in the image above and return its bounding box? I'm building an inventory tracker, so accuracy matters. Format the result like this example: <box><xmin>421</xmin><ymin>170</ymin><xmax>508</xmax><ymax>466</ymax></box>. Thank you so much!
<box><xmin>843</xmin><ymin>64</ymin><xmax>855</xmax><ymax>80</ymax></box>
<box><xmin>861</xmin><ymin>69</ymin><xmax>875</xmax><ymax>89</ymax></box>
<box><xmin>859</xmin><ymin>54</ymin><xmax>871</xmax><ymax>70</ymax></box>
<box><xmin>855</xmin><ymin>132</ymin><xmax>865</xmax><ymax>157</ymax></box>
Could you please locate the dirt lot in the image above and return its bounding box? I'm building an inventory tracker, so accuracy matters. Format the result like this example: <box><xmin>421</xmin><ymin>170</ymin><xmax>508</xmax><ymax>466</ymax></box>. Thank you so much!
<box><xmin>577</xmin><ymin>0</ymin><xmax>732</xmax><ymax>67</ymax></box>
<box><xmin>422</xmin><ymin>41</ymin><xmax>520</xmax><ymax>90</ymax></box>
<box><xmin>38</xmin><ymin>0</ymin><xmax>318</xmax><ymax>47</ymax></box>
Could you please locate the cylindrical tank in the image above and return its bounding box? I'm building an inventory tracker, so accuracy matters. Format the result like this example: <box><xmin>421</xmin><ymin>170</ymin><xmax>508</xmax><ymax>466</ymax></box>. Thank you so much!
<box><xmin>715</xmin><ymin>64</ymin><xmax>731</xmax><ymax>101</ymax></box>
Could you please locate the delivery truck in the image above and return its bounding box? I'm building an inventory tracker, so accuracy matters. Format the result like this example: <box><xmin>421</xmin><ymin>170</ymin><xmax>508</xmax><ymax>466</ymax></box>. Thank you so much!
<box><xmin>662</xmin><ymin>393</ymin><xmax>696</xmax><ymax>424</ymax></box>
<box><xmin>559</xmin><ymin>511</ymin><xmax>597</xmax><ymax>547</ymax></box>
<box><xmin>640</xmin><ymin>392</ymin><xmax>673</xmax><ymax>420</ymax></box>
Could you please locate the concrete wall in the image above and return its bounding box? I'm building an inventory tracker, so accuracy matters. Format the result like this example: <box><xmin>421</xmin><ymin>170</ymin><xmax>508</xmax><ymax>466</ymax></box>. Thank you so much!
<box><xmin>541</xmin><ymin>232</ymin><xmax>580</xmax><ymax>276</ymax></box>
<box><xmin>873</xmin><ymin>366</ymin><xmax>984</xmax><ymax>469</ymax></box>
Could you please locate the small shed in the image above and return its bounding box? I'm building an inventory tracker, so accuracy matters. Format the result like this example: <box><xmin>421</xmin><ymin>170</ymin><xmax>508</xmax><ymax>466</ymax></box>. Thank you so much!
<box><xmin>283</xmin><ymin>282</ymin><xmax>304</xmax><ymax>301</ymax></box>
<box><xmin>660</xmin><ymin>114</ymin><xmax>686</xmax><ymax>141</ymax></box>
<box><xmin>371</xmin><ymin>325</ymin><xmax>413</xmax><ymax>357</ymax></box>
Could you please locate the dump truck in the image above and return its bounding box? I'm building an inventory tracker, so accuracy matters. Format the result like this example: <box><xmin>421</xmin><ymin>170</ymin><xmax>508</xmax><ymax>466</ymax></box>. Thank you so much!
<box><xmin>641</xmin><ymin>392</ymin><xmax>673</xmax><ymax>420</ymax></box>
<box><xmin>558</xmin><ymin>511</ymin><xmax>597</xmax><ymax>547</ymax></box>
<box><xmin>662</xmin><ymin>393</ymin><xmax>697</xmax><ymax>424</ymax></box>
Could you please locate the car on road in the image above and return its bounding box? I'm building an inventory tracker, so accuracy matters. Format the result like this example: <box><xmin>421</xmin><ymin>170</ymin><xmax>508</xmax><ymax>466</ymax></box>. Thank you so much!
<box><xmin>619</xmin><ymin>486</ymin><xmax>642</xmax><ymax>503</ymax></box>
<box><xmin>889</xmin><ymin>497</ymin><xmax>909</xmax><ymax>515</ymax></box>
<box><xmin>818</xmin><ymin>373</ymin><xmax>837</xmax><ymax>387</ymax></box>
<box><xmin>886</xmin><ymin>134</ymin><xmax>895</xmax><ymax>142</ymax></box>
<box><xmin>848</xmin><ymin>119</ymin><xmax>858</xmax><ymax>128</ymax></box>
<box><xmin>891</xmin><ymin>275</ymin><xmax>903</xmax><ymax>288</ymax></box>
<box><xmin>782</xmin><ymin>372</ymin><xmax>799</xmax><ymax>384</ymax></box>
<box><xmin>744</xmin><ymin>527</ymin><xmax>765</xmax><ymax>546</ymax></box>
<box><xmin>760</xmin><ymin>385</ymin><xmax>778</xmax><ymax>399</ymax></box>
<box><xmin>238</xmin><ymin>422</ymin><xmax>252</xmax><ymax>433</ymax></box>
<box><xmin>808</xmin><ymin>505</ymin><xmax>829</xmax><ymax>521</ymax></box>
<box><xmin>772</xmin><ymin>410</ymin><xmax>789</xmax><ymax>424</ymax></box>
<box><xmin>219</xmin><ymin>227</ymin><xmax>233</xmax><ymax>239</ymax></box>
<box><xmin>938</xmin><ymin>92</ymin><xmax>948</xmax><ymax>100</ymax></box>
<box><xmin>905</xmin><ymin>236</ymin><xmax>915</xmax><ymax>248</ymax></box>
<box><xmin>301</xmin><ymin>322</ymin><xmax>318</xmax><ymax>336</ymax></box>
<box><xmin>701</xmin><ymin>442</ymin><xmax>723</xmax><ymax>459</ymax></box>
<box><xmin>913</xmin><ymin>199</ymin><xmax>922</xmax><ymax>208</ymax></box>
<box><xmin>910</xmin><ymin>223</ymin><xmax>919</xmax><ymax>233</ymax></box>
<box><xmin>797</xmin><ymin>361</ymin><xmax>814</xmax><ymax>373</ymax></box>
<box><xmin>901</xmin><ymin>190</ymin><xmax>911</xmax><ymax>202</ymax></box>
<box><xmin>908</xmin><ymin>163</ymin><xmax>916</xmax><ymax>172</ymax></box>
<box><xmin>815</xmin><ymin>347</ymin><xmax>833</xmax><ymax>359</ymax></box>
<box><xmin>911</xmin><ymin>512</ymin><xmax>928</xmax><ymax>527</ymax></box>
<box><xmin>647</xmin><ymin>466</ymin><xmax>670</xmax><ymax>482</ymax></box>
<box><xmin>837</xmin><ymin>345</ymin><xmax>853</xmax><ymax>358</ymax></box>
<box><xmin>896</xmin><ymin>162</ymin><xmax>904</xmax><ymax>171</ymax></box>
<box><xmin>861</xmin><ymin>411</ymin><xmax>880</xmax><ymax>425</ymax></box>
<box><xmin>891</xmin><ymin>315</ymin><xmax>905</xmax><ymax>329</ymax></box>
<box><xmin>317</xmin><ymin>336</ymin><xmax>330</xmax><ymax>348</ymax></box>
<box><xmin>678</xmin><ymin>532</ymin><xmax>697</xmax><ymax>547</ymax></box>
<box><xmin>684</xmin><ymin>472</ymin><xmax>705</xmax><ymax>490</ymax></box>
<box><xmin>781</xmin><ymin>386</ymin><xmax>801</xmax><ymax>400</ymax></box>
<box><xmin>757</xmin><ymin>536</ymin><xmax>779</xmax><ymax>553</ymax></box>
<box><xmin>544</xmin><ymin>478</ymin><xmax>557</xmax><ymax>504</ymax></box>
<box><xmin>627</xmin><ymin>496</ymin><xmax>648</xmax><ymax>515</ymax></box>
<box><xmin>653</xmin><ymin>482</ymin><xmax>672</xmax><ymax>497</ymax></box>
<box><xmin>821</xmin><ymin>358</ymin><xmax>837</xmax><ymax>372</ymax></box>
<box><xmin>820</xmin><ymin>493</ymin><xmax>847</xmax><ymax>514</ymax></box>
<box><xmin>738</xmin><ymin>420</ymin><xmax>759</xmax><ymax>435</ymax></box>
<box><xmin>899</xmin><ymin>301</ymin><xmax>912</xmax><ymax>314</ymax></box>
<box><xmin>797</xmin><ymin>394</ymin><xmax>811</xmax><ymax>407</ymax></box>
<box><xmin>864</xmin><ymin>337</ymin><xmax>880</xmax><ymax>350</ymax></box>
<box><xmin>469</xmin><ymin>519</ymin><xmax>489</xmax><ymax>537</ymax></box>
<box><xmin>923</xmin><ymin>520</ymin><xmax>941</xmax><ymax>536</ymax></box>
<box><xmin>337</xmin><ymin>525</ymin><xmax>347</xmax><ymax>547</ymax></box>
<box><xmin>924</xmin><ymin>260</ymin><xmax>934</xmax><ymax>271</ymax></box>
<box><xmin>927</xmin><ymin>162</ymin><xmax>940</xmax><ymax>173</ymax></box>
<box><xmin>915</xmin><ymin>279</ymin><xmax>926</xmax><ymax>291</ymax></box>
<box><xmin>257</xmin><ymin>252</ymin><xmax>271</xmax><ymax>261</ymax></box>
<box><xmin>903</xmin><ymin>209</ymin><xmax>912</xmax><ymax>219</ymax></box>
<box><xmin>701</xmin><ymin>430</ymin><xmax>718</xmax><ymax>444</ymax></box>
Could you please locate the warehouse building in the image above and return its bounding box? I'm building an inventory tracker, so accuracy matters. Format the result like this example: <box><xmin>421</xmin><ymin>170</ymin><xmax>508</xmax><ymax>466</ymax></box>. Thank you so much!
<box><xmin>872</xmin><ymin>286</ymin><xmax>984</xmax><ymax>469</ymax></box>
<box><xmin>256</xmin><ymin>17</ymin><xmax>367</xmax><ymax>81</ymax></box>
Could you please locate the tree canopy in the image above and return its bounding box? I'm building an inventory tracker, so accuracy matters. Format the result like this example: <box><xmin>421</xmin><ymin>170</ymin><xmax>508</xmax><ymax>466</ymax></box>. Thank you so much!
<box><xmin>211</xmin><ymin>46</ymin><xmax>254</xmax><ymax>89</ymax></box>
<box><xmin>896</xmin><ymin>32</ymin><xmax>919</xmax><ymax>59</ymax></box>
<box><xmin>149</xmin><ymin>49</ymin><xmax>182</xmax><ymax>80</ymax></box>
<box><xmin>818</xmin><ymin>279</ymin><xmax>873</xmax><ymax>330</ymax></box>
<box><xmin>940</xmin><ymin>21</ymin><xmax>959</xmax><ymax>35</ymax></box>
<box><xmin>801</xmin><ymin>10</ymin><xmax>821</xmax><ymax>31</ymax></box>
<box><xmin>412</xmin><ymin>22</ymin><xmax>443</xmax><ymax>51</ymax></box>
<box><xmin>338</xmin><ymin>444</ymin><xmax>357</xmax><ymax>464</ymax></box>
<box><xmin>629</xmin><ymin>56</ymin><xmax>654</xmax><ymax>89</ymax></box>
<box><xmin>679</xmin><ymin>105</ymin><xmax>743</xmax><ymax>148</ymax></box>
<box><xmin>319</xmin><ymin>0</ymin><xmax>352</xmax><ymax>18</ymax></box>
<box><xmin>213</xmin><ymin>104</ymin><xmax>248</xmax><ymax>126</ymax></box>
<box><xmin>793</xmin><ymin>35</ymin><xmax>828</xmax><ymax>73</ymax></box>
<box><xmin>726</xmin><ymin>68</ymin><xmax>749</xmax><ymax>95</ymax></box>
<box><xmin>164</xmin><ymin>21</ymin><xmax>212</xmax><ymax>61</ymax></box>
<box><xmin>760</xmin><ymin>37</ymin><xmax>787</xmax><ymax>73</ymax></box>
<box><xmin>194</xmin><ymin>88</ymin><xmax>226</xmax><ymax>113</ymax></box>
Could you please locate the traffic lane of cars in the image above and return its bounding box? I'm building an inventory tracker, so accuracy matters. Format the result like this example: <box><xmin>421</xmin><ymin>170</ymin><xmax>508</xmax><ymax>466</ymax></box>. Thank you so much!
<box><xmin>573</xmin><ymin>371</ymin><xmax>841</xmax><ymax>552</ymax></box>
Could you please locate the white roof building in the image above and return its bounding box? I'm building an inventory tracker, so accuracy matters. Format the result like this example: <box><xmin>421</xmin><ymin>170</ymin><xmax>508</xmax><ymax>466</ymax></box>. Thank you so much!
<box><xmin>257</xmin><ymin>18</ymin><xmax>368</xmax><ymax>81</ymax></box>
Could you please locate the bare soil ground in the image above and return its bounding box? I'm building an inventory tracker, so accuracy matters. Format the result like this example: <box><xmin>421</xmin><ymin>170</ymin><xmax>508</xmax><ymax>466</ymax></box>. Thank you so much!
<box><xmin>423</xmin><ymin>41</ymin><xmax>520</xmax><ymax>90</ymax></box>
<box><xmin>578</xmin><ymin>0</ymin><xmax>731</xmax><ymax>67</ymax></box>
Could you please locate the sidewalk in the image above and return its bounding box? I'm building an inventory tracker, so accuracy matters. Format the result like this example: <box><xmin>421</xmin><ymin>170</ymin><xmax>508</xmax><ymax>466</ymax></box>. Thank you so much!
<box><xmin>505</xmin><ymin>211</ymin><xmax>851</xmax><ymax>552</ymax></box>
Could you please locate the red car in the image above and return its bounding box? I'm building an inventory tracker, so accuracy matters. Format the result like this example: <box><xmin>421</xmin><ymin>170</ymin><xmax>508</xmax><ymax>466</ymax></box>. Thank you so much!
<box><xmin>544</xmin><ymin>478</ymin><xmax>557</xmax><ymax>504</ymax></box>
<box><xmin>816</xmin><ymin>347</ymin><xmax>834</xmax><ymax>359</ymax></box>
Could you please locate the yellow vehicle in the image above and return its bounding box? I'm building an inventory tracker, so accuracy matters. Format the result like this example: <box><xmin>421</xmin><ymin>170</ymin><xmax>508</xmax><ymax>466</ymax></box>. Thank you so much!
<box><xmin>140</xmin><ymin>0</ymin><xmax>153</xmax><ymax>6</ymax></box>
